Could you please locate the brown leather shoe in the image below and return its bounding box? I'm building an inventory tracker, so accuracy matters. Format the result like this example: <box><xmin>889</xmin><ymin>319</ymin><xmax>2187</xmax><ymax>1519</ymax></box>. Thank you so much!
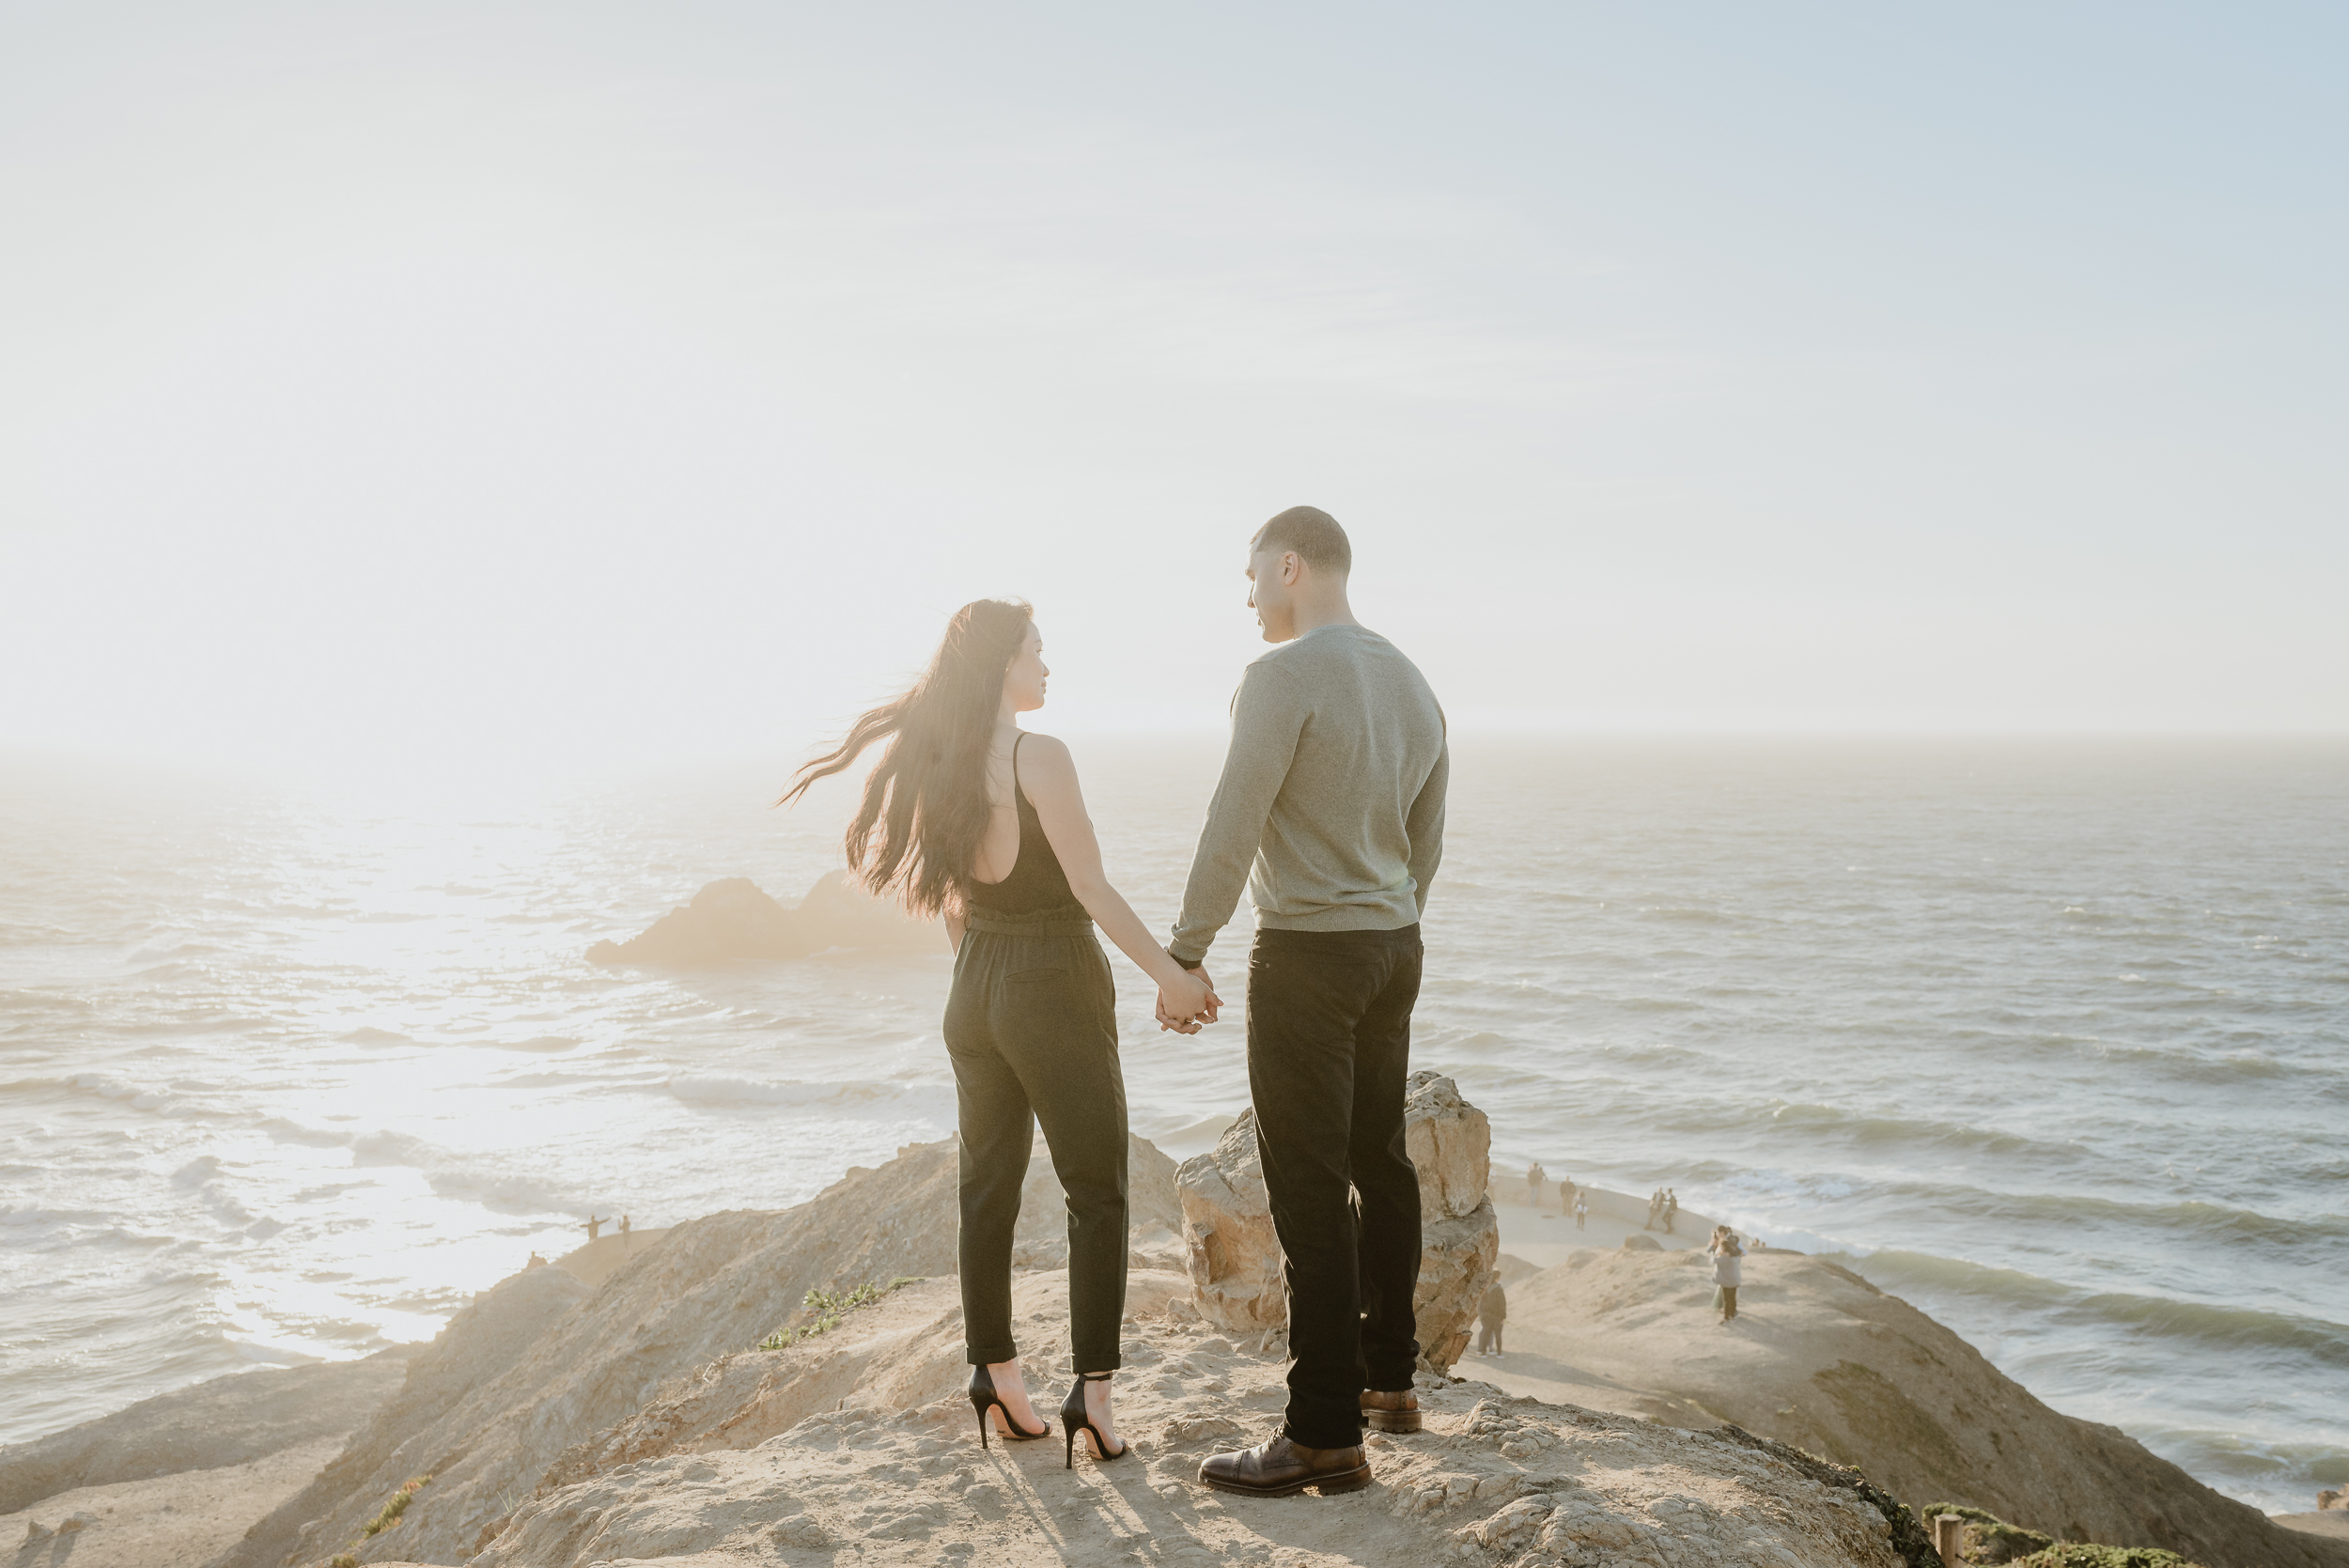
<box><xmin>1197</xmin><ymin>1435</ymin><xmax>1372</xmax><ymax>1498</ymax></box>
<box><xmin>1360</xmin><ymin>1388</ymin><xmax>1423</xmax><ymax>1434</ymax></box>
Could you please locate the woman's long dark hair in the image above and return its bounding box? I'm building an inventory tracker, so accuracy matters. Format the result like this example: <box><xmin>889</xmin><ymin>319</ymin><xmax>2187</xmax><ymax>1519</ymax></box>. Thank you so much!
<box><xmin>777</xmin><ymin>598</ymin><xmax>1033</xmax><ymax>918</ymax></box>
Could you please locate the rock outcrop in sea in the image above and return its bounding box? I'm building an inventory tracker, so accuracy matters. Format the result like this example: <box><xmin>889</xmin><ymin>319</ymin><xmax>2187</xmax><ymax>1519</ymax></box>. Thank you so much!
<box><xmin>584</xmin><ymin>872</ymin><xmax>938</xmax><ymax>966</ymax></box>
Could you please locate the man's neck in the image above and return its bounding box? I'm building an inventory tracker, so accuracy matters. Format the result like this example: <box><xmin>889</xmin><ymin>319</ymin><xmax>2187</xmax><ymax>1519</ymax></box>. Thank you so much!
<box><xmin>1284</xmin><ymin>594</ymin><xmax>1360</xmax><ymax>640</ymax></box>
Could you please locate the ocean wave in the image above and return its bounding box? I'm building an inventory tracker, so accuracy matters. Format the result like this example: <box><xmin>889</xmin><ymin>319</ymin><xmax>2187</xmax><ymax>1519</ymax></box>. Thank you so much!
<box><xmin>1762</xmin><ymin>1100</ymin><xmax>2048</xmax><ymax>1157</ymax></box>
<box><xmin>261</xmin><ymin>1116</ymin><xmax>357</xmax><ymax>1147</ymax></box>
<box><xmin>350</xmin><ymin>1129</ymin><xmax>435</xmax><ymax>1168</ymax></box>
<box><xmin>61</xmin><ymin>1070</ymin><xmax>218</xmax><ymax>1117</ymax></box>
<box><xmin>171</xmin><ymin>1155</ymin><xmax>226</xmax><ymax>1188</ymax></box>
<box><xmin>1859</xmin><ymin>1250</ymin><xmax>2349</xmax><ymax>1368</ymax></box>
<box><xmin>665</xmin><ymin>1074</ymin><xmax>903</xmax><ymax>1109</ymax></box>
<box><xmin>419</xmin><ymin>1164</ymin><xmax>581</xmax><ymax>1218</ymax></box>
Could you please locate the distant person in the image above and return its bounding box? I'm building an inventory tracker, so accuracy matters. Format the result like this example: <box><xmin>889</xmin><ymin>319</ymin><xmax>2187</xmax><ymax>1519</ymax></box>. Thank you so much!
<box><xmin>782</xmin><ymin>597</ymin><xmax>1216</xmax><ymax>1468</ymax></box>
<box><xmin>1750</xmin><ymin>1236</ymin><xmax>1768</xmax><ymax>1252</ymax></box>
<box><xmin>1644</xmin><ymin>1188</ymin><xmax>1662</xmax><ymax>1231</ymax></box>
<box><xmin>1556</xmin><ymin>1175</ymin><xmax>1577</xmax><ymax>1214</ymax></box>
<box><xmin>1664</xmin><ymin>1189</ymin><xmax>1679</xmax><ymax>1235</ymax></box>
<box><xmin>1161</xmin><ymin>508</ymin><xmax>1450</xmax><ymax>1502</ymax></box>
<box><xmin>526</xmin><ymin>1251</ymin><xmax>547</xmax><ymax>1268</ymax></box>
<box><xmin>1475</xmin><ymin>1281</ymin><xmax>1508</xmax><ymax>1355</ymax></box>
<box><xmin>1708</xmin><ymin>1226</ymin><xmax>1745</xmax><ymax>1323</ymax></box>
<box><xmin>1573</xmin><ymin>1190</ymin><xmax>1589</xmax><ymax>1231</ymax></box>
<box><xmin>1526</xmin><ymin>1161</ymin><xmax>1546</xmax><ymax>1205</ymax></box>
<box><xmin>584</xmin><ymin>1214</ymin><xmax>604</xmax><ymax>1243</ymax></box>
<box><xmin>619</xmin><ymin>1214</ymin><xmax>632</xmax><ymax>1250</ymax></box>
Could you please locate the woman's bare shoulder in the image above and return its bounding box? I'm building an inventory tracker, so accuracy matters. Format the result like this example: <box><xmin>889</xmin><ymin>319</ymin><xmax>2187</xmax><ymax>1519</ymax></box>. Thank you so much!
<box><xmin>1016</xmin><ymin>731</ymin><xmax>1077</xmax><ymax>770</ymax></box>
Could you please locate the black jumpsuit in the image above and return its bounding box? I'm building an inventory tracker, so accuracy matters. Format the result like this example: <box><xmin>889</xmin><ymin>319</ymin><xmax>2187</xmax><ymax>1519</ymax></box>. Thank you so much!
<box><xmin>945</xmin><ymin>735</ymin><xmax>1128</xmax><ymax>1371</ymax></box>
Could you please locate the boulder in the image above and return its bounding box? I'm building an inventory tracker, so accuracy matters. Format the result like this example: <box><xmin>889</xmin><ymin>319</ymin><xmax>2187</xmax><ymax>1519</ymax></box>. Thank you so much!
<box><xmin>1174</xmin><ymin>1115</ymin><xmax>1285</xmax><ymax>1337</ymax></box>
<box><xmin>1174</xmin><ymin>1071</ymin><xmax>1500</xmax><ymax>1371</ymax></box>
<box><xmin>586</xmin><ymin>872</ymin><xmax>939</xmax><ymax>966</ymax></box>
<box><xmin>1405</xmin><ymin>1070</ymin><xmax>1492</xmax><ymax>1221</ymax></box>
<box><xmin>1622</xmin><ymin>1231</ymin><xmax>1663</xmax><ymax>1251</ymax></box>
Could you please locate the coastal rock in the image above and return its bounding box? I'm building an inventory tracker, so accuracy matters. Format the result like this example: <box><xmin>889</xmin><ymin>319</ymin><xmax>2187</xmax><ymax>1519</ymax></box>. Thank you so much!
<box><xmin>208</xmin><ymin>1134</ymin><xmax>1182</xmax><ymax>1568</ymax></box>
<box><xmin>474</xmin><ymin>1266</ymin><xmax>1923</xmax><ymax>1568</ymax></box>
<box><xmin>0</xmin><ymin>1438</ymin><xmax>351</xmax><ymax>1568</ymax></box>
<box><xmin>1404</xmin><ymin>1069</ymin><xmax>1492</xmax><ymax>1220</ymax></box>
<box><xmin>1621</xmin><ymin>1231</ymin><xmax>1663</xmax><ymax>1251</ymax></box>
<box><xmin>1485</xmin><ymin>1248</ymin><xmax>2349</xmax><ymax>1568</ymax></box>
<box><xmin>1174</xmin><ymin>1073</ymin><xmax>1499</xmax><ymax>1370</ymax></box>
<box><xmin>1173</xmin><ymin>1115</ymin><xmax>1284</xmax><ymax>1337</ymax></box>
<box><xmin>0</xmin><ymin>1347</ymin><xmax>415</xmax><ymax>1515</ymax></box>
<box><xmin>585</xmin><ymin>872</ymin><xmax>938</xmax><ymax>966</ymax></box>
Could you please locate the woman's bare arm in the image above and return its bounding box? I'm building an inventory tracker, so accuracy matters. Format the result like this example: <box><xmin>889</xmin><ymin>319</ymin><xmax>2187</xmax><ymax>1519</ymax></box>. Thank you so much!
<box><xmin>1015</xmin><ymin>735</ymin><xmax>1217</xmax><ymax>1025</ymax></box>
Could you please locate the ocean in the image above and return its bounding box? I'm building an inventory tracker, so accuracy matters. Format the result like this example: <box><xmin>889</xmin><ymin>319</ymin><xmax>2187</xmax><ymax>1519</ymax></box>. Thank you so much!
<box><xmin>1</xmin><ymin>737</ymin><xmax>2342</xmax><ymax>1514</ymax></box>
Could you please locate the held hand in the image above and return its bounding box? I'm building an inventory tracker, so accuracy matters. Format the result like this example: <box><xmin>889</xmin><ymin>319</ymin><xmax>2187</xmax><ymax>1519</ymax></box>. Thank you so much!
<box><xmin>1157</xmin><ymin>969</ymin><xmax>1213</xmax><ymax>1032</ymax></box>
<box><xmin>1156</xmin><ymin>971</ymin><xmax>1212</xmax><ymax>1023</ymax></box>
<box><xmin>1156</xmin><ymin>994</ymin><xmax>1204</xmax><ymax>1034</ymax></box>
<box><xmin>1190</xmin><ymin>966</ymin><xmax>1221</xmax><ymax>1024</ymax></box>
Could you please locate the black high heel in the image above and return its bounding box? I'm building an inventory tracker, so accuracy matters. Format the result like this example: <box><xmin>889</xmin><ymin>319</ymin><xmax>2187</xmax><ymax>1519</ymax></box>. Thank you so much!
<box><xmin>968</xmin><ymin>1363</ymin><xmax>1049</xmax><ymax>1449</ymax></box>
<box><xmin>1061</xmin><ymin>1371</ymin><xmax>1128</xmax><ymax>1467</ymax></box>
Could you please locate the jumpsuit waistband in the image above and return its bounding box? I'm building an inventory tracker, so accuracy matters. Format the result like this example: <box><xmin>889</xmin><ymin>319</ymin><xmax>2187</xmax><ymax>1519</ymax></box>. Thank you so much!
<box><xmin>965</xmin><ymin>905</ymin><xmax>1094</xmax><ymax>937</ymax></box>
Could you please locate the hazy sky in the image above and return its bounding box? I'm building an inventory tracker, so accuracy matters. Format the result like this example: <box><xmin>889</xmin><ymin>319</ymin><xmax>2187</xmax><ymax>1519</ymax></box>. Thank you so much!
<box><xmin>4</xmin><ymin>3</ymin><xmax>2343</xmax><ymax>781</ymax></box>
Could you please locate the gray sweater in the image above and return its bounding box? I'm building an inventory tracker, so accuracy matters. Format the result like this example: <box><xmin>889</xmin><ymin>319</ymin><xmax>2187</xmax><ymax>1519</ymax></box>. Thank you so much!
<box><xmin>1170</xmin><ymin>624</ymin><xmax>1448</xmax><ymax>967</ymax></box>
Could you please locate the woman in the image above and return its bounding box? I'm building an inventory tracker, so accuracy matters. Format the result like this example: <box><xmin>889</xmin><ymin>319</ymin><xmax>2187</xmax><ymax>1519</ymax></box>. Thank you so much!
<box><xmin>780</xmin><ymin>598</ymin><xmax>1217</xmax><ymax>1467</ymax></box>
<box><xmin>1708</xmin><ymin>1226</ymin><xmax>1745</xmax><ymax>1324</ymax></box>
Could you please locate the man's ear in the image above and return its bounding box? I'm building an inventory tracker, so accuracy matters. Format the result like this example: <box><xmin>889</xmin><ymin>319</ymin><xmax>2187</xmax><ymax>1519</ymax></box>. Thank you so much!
<box><xmin>1281</xmin><ymin>551</ymin><xmax>1304</xmax><ymax>586</ymax></box>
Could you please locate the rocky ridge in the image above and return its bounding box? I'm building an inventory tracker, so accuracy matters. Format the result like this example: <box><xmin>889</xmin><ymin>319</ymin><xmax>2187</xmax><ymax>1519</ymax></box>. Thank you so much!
<box><xmin>470</xmin><ymin>1267</ymin><xmax>1929</xmax><ymax>1568</ymax></box>
<box><xmin>206</xmin><ymin>1136</ymin><xmax>1180</xmax><ymax>1568</ymax></box>
<box><xmin>1484</xmin><ymin>1247</ymin><xmax>2347</xmax><ymax>1568</ymax></box>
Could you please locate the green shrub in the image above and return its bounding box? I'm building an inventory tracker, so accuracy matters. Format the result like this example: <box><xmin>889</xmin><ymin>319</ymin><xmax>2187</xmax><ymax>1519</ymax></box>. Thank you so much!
<box><xmin>755</xmin><ymin>1277</ymin><xmax>917</xmax><ymax>1351</ymax></box>
<box><xmin>1920</xmin><ymin>1502</ymin><xmax>2055</xmax><ymax>1563</ymax></box>
<box><xmin>357</xmin><ymin>1474</ymin><xmax>431</xmax><ymax>1539</ymax></box>
<box><xmin>2006</xmin><ymin>1548</ymin><xmax>2206</xmax><ymax>1568</ymax></box>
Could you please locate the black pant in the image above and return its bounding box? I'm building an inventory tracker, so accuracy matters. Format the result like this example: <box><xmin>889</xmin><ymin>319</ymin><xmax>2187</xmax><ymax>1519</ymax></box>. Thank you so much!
<box><xmin>943</xmin><ymin>908</ymin><xmax>1128</xmax><ymax>1372</ymax></box>
<box><xmin>1245</xmin><ymin>924</ymin><xmax>1423</xmax><ymax>1450</ymax></box>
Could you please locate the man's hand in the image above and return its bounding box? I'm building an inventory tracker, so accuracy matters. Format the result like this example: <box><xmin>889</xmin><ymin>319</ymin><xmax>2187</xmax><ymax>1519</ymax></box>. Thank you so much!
<box><xmin>1156</xmin><ymin>966</ymin><xmax>1222</xmax><ymax>1033</ymax></box>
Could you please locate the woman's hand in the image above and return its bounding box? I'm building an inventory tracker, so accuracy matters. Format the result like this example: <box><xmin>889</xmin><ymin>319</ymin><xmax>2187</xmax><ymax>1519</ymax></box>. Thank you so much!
<box><xmin>1156</xmin><ymin>967</ymin><xmax>1221</xmax><ymax>1033</ymax></box>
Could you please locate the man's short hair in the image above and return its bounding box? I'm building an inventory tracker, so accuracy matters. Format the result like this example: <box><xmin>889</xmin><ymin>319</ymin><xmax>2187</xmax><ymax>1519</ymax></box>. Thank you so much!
<box><xmin>1251</xmin><ymin>505</ymin><xmax>1352</xmax><ymax>576</ymax></box>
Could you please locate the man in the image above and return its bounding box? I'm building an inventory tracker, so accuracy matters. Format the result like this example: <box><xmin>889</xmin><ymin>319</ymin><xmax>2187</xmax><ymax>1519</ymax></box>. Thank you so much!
<box><xmin>1165</xmin><ymin>506</ymin><xmax>1449</xmax><ymax>1498</ymax></box>
<box><xmin>1526</xmin><ymin>1161</ymin><xmax>1546</xmax><ymax>1206</ymax></box>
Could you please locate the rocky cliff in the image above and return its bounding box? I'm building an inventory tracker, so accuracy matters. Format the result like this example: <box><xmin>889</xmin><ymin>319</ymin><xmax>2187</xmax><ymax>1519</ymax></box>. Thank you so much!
<box><xmin>204</xmin><ymin>1135</ymin><xmax>1179</xmax><ymax>1568</ymax></box>
<box><xmin>466</xmin><ymin>1268</ymin><xmax>1932</xmax><ymax>1568</ymax></box>
<box><xmin>1486</xmin><ymin>1247</ymin><xmax>2347</xmax><ymax>1568</ymax></box>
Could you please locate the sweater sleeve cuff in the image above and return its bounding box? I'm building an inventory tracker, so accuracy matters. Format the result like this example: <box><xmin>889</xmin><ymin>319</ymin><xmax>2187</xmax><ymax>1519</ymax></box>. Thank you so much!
<box><xmin>1168</xmin><ymin>945</ymin><xmax>1207</xmax><ymax>970</ymax></box>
